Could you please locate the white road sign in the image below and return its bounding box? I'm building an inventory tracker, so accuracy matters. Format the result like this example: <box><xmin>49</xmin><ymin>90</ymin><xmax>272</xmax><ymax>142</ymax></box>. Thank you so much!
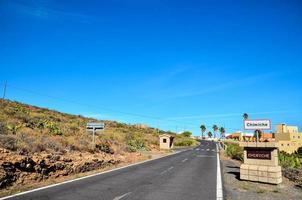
<box><xmin>86</xmin><ymin>122</ymin><xmax>105</xmax><ymax>131</ymax></box>
<box><xmin>244</xmin><ymin>119</ymin><xmax>271</xmax><ymax>130</ymax></box>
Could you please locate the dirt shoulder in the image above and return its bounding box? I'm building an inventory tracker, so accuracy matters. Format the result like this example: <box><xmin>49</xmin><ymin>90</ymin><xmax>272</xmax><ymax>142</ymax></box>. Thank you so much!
<box><xmin>220</xmin><ymin>152</ymin><xmax>302</xmax><ymax>200</ymax></box>
<box><xmin>0</xmin><ymin>148</ymin><xmax>171</xmax><ymax>198</ymax></box>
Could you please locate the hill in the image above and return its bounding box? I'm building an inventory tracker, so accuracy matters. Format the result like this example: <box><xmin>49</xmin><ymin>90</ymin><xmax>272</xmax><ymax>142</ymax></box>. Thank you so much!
<box><xmin>0</xmin><ymin>99</ymin><xmax>197</xmax><ymax>194</ymax></box>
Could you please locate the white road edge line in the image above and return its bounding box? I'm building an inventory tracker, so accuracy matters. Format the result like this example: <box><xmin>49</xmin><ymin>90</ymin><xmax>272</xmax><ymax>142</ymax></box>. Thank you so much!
<box><xmin>216</xmin><ymin>143</ymin><xmax>223</xmax><ymax>200</ymax></box>
<box><xmin>113</xmin><ymin>192</ymin><xmax>132</xmax><ymax>200</ymax></box>
<box><xmin>0</xmin><ymin>149</ymin><xmax>190</xmax><ymax>200</ymax></box>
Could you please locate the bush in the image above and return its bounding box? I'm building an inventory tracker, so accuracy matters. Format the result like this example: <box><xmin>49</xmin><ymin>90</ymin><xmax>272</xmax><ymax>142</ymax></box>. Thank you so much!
<box><xmin>225</xmin><ymin>143</ymin><xmax>243</xmax><ymax>161</ymax></box>
<box><xmin>0</xmin><ymin>122</ymin><xmax>7</xmax><ymax>135</ymax></box>
<box><xmin>182</xmin><ymin>131</ymin><xmax>192</xmax><ymax>137</ymax></box>
<box><xmin>297</xmin><ymin>147</ymin><xmax>302</xmax><ymax>157</ymax></box>
<box><xmin>0</xmin><ymin>135</ymin><xmax>17</xmax><ymax>151</ymax></box>
<box><xmin>126</xmin><ymin>132</ymin><xmax>145</xmax><ymax>152</ymax></box>
<box><xmin>279</xmin><ymin>151</ymin><xmax>301</xmax><ymax>168</ymax></box>
<box><xmin>174</xmin><ymin>138</ymin><xmax>194</xmax><ymax>146</ymax></box>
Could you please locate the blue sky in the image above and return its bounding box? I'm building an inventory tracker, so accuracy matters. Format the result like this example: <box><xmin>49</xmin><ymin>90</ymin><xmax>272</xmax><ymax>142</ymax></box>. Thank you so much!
<box><xmin>1</xmin><ymin>0</ymin><xmax>302</xmax><ymax>136</ymax></box>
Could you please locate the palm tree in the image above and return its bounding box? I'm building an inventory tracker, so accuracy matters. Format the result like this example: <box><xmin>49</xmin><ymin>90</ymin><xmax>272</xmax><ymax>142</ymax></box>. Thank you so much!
<box><xmin>208</xmin><ymin>131</ymin><xmax>212</xmax><ymax>138</ymax></box>
<box><xmin>219</xmin><ymin>127</ymin><xmax>225</xmax><ymax>139</ymax></box>
<box><xmin>212</xmin><ymin>125</ymin><xmax>218</xmax><ymax>139</ymax></box>
<box><xmin>200</xmin><ymin>124</ymin><xmax>206</xmax><ymax>139</ymax></box>
<box><xmin>254</xmin><ymin>129</ymin><xmax>262</xmax><ymax>142</ymax></box>
<box><xmin>243</xmin><ymin>113</ymin><xmax>249</xmax><ymax>120</ymax></box>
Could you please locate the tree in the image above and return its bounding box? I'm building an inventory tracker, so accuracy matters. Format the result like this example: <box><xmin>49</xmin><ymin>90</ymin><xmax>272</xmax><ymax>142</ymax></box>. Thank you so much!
<box><xmin>200</xmin><ymin>125</ymin><xmax>206</xmax><ymax>139</ymax></box>
<box><xmin>212</xmin><ymin>125</ymin><xmax>218</xmax><ymax>139</ymax></box>
<box><xmin>182</xmin><ymin>131</ymin><xmax>192</xmax><ymax>137</ymax></box>
<box><xmin>243</xmin><ymin>113</ymin><xmax>249</xmax><ymax>120</ymax></box>
<box><xmin>208</xmin><ymin>131</ymin><xmax>212</xmax><ymax>138</ymax></box>
<box><xmin>219</xmin><ymin>127</ymin><xmax>225</xmax><ymax>138</ymax></box>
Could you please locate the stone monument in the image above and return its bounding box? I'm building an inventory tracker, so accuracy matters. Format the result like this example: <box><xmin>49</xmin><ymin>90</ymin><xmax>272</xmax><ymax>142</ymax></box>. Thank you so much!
<box><xmin>239</xmin><ymin>142</ymin><xmax>282</xmax><ymax>184</ymax></box>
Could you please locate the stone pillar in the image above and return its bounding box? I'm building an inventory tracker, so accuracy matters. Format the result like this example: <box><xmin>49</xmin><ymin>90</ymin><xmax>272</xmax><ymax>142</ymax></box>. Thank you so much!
<box><xmin>239</xmin><ymin>142</ymin><xmax>282</xmax><ymax>184</ymax></box>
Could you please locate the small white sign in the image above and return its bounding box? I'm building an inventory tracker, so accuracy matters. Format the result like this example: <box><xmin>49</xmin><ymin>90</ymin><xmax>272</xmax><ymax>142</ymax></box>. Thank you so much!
<box><xmin>244</xmin><ymin>119</ymin><xmax>271</xmax><ymax>130</ymax></box>
<box><xmin>86</xmin><ymin>122</ymin><xmax>105</xmax><ymax>130</ymax></box>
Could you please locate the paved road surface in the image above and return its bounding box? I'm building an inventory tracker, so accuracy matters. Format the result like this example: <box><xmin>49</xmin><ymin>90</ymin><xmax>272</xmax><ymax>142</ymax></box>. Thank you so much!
<box><xmin>4</xmin><ymin>140</ymin><xmax>218</xmax><ymax>200</ymax></box>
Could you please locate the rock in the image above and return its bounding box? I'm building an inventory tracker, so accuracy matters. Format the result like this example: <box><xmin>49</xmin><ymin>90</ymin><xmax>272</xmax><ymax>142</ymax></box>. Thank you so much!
<box><xmin>95</xmin><ymin>143</ymin><xmax>115</xmax><ymax>154</ymax></box>
<box><xmin>51</xmin><ymin>155</ymin><xmax>61</xmax><ymax>162</ymax></box>
<box><xmin>0</xmin><ymin>166</ymin><xmax>17</xmax><ymax>189</ymax></box>
<box><xmin>63</xmin><ymin>158</ymin><xmax>72</xmax><ymax>163</ymax></box>
<box><xmin>18</xmin><ymin>149</ymin><xmax>29</xmax><ymax>156</ymax></box>
<box><xmin>283</xmin><ymin>168</ymin><xmax>302</xmax><ymax>184</ymax></box>
<box><xmin>15</xmin><ymin>157</ymin><xmax>36</xmax><ymax>172</ymax></box>
<box><xmin>54</xmin><ymin>163</ymin><xmax>65</xmax><ymax>171</ymax></box>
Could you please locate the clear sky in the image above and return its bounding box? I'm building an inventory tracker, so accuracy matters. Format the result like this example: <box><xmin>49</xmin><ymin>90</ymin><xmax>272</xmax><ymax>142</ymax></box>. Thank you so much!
<box><xmin>1</xmin><ymin>0</ymin><xmax>302</xmax><ymax>136</ymax></box>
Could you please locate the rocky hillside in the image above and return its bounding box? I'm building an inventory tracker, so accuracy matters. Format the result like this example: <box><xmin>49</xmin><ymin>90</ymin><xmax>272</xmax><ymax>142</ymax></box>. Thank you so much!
<box><xmin>0</xmin><ymin>99</ymin><xmax>184</xmax><ymax>193</ymax></box>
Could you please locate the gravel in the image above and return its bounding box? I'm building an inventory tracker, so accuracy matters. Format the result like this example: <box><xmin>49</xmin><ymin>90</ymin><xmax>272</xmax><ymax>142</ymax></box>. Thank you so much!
<box><xmin>221</xmin><ymin>153</ymin><xmax>302</xmax><ymax>200</ymax></box>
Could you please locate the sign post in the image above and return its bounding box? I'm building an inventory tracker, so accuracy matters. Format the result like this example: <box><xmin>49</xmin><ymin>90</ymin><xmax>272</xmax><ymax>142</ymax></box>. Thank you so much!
<box><xmin>240</xmin><ymin>119</ymin><xmax>282</xmax><ymax>184</ymax></box>
<box><xmin>244</xmin><ymin>119</ymin><xmax>271</xmax><ymax>142</ymax></box>
<box><xmin>86</xmin><ymin>122</ymin><xmax>105</xmax><ymax>148</ymax></box>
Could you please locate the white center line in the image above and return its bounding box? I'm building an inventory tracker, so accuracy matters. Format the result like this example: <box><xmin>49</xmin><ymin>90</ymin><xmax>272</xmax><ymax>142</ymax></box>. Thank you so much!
<box><xmin>182</xmin><ymin>158</ymin><xmax>188</xmax><ymax>162</ymax></box>
<box><xmin>160</xmin><ymin>166</ymin><xmax>174</xmax><ymax>175</ymax></box>
<box><xmin>167</xmin><ymin>166</ymin><xmax>174</xmax><ymax>171</ymax></box>
<box><xmin>113</xmin><ymin>192</ymin><xmax>132</xmax><ymax>200</ymax></box>
<box><xmin>207</xmin><ymin>149</ymin><xmax>210</xmax><ymax>151</ymax></box>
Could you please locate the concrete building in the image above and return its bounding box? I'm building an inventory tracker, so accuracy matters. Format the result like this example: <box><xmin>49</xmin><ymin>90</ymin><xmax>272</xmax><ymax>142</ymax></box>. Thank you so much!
<box><xmin>159</xmin><ymin>134</ymin><xmax>175</xmax><ymax>150</ymax></box>
<box><xmin>275</xmin><ymin>124</ymin><xmax>302</xmax><ymax>154</ymax></box>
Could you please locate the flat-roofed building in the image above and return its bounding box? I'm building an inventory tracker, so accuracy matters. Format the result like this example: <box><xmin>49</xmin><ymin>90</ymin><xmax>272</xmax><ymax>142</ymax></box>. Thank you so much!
<box><xmin>275</xmin><ymin>124</ymin><xmax>302</xmax><ymax>154</ymax></box>
<box><xmin>159</xmin><ymin>134</ymin><xmax>175</xmax><ymax>150</ymax></box>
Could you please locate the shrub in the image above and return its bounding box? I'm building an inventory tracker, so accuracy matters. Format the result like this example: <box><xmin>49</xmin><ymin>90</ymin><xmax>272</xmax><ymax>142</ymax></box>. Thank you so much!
<box><xmin>174</xmin><ymin>138</ymin><xmax>194</xmax><ymax>146</ymax></box>
<box><xmin>0</xmin><ymin>135</ymin><xmax>17</xmax><ymax>151</ymax></box>
<box><xmin>0</xmin><ymin>122</ymin><xmax>8</xmax><ymax>135</ymax></box>
<box><xmin>126</xmin><ymin>132</ymin><xmax>145</xmax><ymax>152</ymax></box>
<box><xmin>182</xmin><ymin>131</ymin><xmax>192</xmax><ymax>137</ymax></box>
<box><xmin>279</xmin><ymin>151</ymin><xmax>301</xmax><ymax>168</ymax></box>
<box><xmin>297</xmin><ymin>147</ymin><xmax>302</xmax><ymax>157</ymax></box>
<box><xmin>225</xmin><ymin>143</ymin><xmax>243</xmax><ymax>161</ymax></box>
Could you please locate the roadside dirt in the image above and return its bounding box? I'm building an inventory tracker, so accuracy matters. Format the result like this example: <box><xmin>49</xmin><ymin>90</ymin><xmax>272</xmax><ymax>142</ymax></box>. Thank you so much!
<box><xmin>220</xmin><ymin>152</ymin><xmax>302</xmax><ymax>200</ymax></box>
<box><xmin>0</xmin><ymin>148</ymin><xmax>169</xmax><ymax>197</ymax></box>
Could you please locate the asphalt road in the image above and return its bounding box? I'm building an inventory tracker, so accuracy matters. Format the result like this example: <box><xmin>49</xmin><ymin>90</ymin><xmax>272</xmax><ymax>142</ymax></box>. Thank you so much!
<box><xmin>5</xmin><ymin>140</ymin><xmax>218</xmax><ymax>200</ymax></box>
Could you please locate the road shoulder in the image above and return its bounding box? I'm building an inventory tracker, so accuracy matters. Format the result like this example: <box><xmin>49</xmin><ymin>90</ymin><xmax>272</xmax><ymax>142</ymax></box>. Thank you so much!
<box><xmin>220</xmin><ymin>153</ymin><xmax>302</xmax><ymax>200</ymax></box>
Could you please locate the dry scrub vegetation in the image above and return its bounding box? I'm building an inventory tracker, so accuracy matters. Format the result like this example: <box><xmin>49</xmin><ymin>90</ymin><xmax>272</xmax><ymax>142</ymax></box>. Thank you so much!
<box><xmin>0</xmin><ymin>99</ymin><xmax>196</xmax><ymax>194</ymax></box>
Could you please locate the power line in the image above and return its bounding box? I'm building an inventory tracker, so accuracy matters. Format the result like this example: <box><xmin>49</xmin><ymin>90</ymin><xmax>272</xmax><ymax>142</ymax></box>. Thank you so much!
<box><xmin>3</xmin><ymin>83</ymin><xmax>198</xmax><ymax>130</ymax></box>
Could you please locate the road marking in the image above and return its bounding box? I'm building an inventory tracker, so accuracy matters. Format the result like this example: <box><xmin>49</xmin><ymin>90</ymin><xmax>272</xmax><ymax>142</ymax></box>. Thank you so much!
<box><xmin>206</xmin><ymin>149</ymin><xmax>210</xmax><ymax>151</ymax></box>
<box><xmin>216</xmin><ymin>143</ymin><xmax>223</xmax><ymax>200</ymax></box>
<box><xmin>113</xmin><ymin>192</ymin><xmax>132</xmax><ymax>200</ymax></box>
<box><xmin>0</xmin><ymin>150</ymin><xmax>189</xmax><ymax>200</ymax></box>
<box><xmin>212</xmin><ymin>149</ymin><xmax>215</xmax><ymax>152</ymax></box>
<box><xmin>196</xmin><ymin>155</ymin><xmax>215</xmax><ymax>158</ymax></box>
<box><xmin>160</xmin><ymin>166</ymin><xmax>174</xmax><ymax>175</ymax></box>
<box><xmin>182</xmin><ymin>158</ymin><xmax>188</xmax><ymax>162</ymax></box>
<box><xmin>196</xmin><ymin>148</ymin><xmax>200</xmax><ymax>151</ymax></box>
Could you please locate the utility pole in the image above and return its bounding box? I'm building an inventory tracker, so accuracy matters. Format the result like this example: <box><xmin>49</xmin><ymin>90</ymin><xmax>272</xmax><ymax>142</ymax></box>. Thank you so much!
<box><xmin>2</xmin><ymin>81</ymin><xmax>7</xmax><ymax>99</ymax></box>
